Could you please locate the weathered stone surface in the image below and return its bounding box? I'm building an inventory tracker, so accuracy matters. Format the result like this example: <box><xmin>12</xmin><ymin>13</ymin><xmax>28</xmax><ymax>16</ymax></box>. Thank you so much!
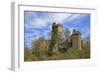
<box><xmin>48</xmin><ymin>22</ymin><xmax>65</xmax><ymax>55</ymax></box>
<box><xmin>71</xmin><ymin>29</ymin><xmax>82</xmax><ymax>50</ymax></box>
<box><xmin>48</xmin><ymin>23</ymin><xmax>83</xmax><ymax>55</ymax></box>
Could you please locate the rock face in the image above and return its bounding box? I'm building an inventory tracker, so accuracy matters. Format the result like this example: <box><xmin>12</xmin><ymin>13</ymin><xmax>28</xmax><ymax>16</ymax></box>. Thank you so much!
<box><xmin>71</xmin><ymin>29</ymin><xmax>82</xmax><ymax>50</ymax></box>
<box><xmin>48</xmin><ymin>22</ymin><xmax>65</xmax><ymax>55</ymax></box>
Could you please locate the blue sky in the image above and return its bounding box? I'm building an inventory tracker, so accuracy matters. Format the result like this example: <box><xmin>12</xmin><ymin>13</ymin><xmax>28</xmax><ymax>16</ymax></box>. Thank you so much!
<box><xmin>24</xmin><ymin>11</ymin><xmax>90</xmax><ymax>48</ymax></box>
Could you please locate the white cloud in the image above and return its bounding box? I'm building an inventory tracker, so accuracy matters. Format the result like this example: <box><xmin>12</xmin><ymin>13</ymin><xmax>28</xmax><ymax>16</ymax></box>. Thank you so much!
<box><xmin>25</xmin><ymin>12</ymin><xmax>84</xmax><ymax>30</ymax></box>
<box><xmin>67</xmin><ymin>14</ymin><xmax>81</xmax><ymax>21</ymax></box>
<box><xmin>46</xmin><ymin>13</ymin><xmax>72</xmax><ymax>23</ymax></box>
<box><xmin>29</xmin><ymin>18</ymin><xmax>48</xmax><ymax>28</ymax></box>
<box><xmin>67</xmin><ymin>14</ymin><xmax>88</xmax><ymax>23</ymax></box>
<box><xmin>25</xmin><ymin>12</ymin><xmax>73</xmax><ymax>29</ymax></box>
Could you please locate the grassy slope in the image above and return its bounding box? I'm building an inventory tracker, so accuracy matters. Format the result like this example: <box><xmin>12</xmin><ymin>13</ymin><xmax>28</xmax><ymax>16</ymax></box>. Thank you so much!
<box><xmin>24</xmin><ymin>48</ymin><xmax>90</xmax><ymax>61</ymax></box>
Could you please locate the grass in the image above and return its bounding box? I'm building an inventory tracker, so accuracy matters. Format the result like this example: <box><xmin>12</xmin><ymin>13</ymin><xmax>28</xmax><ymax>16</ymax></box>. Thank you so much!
<box><xmin>24</xmin><ymin>47</ymin><xmax>90</xmax><ymax>61</ymax></box>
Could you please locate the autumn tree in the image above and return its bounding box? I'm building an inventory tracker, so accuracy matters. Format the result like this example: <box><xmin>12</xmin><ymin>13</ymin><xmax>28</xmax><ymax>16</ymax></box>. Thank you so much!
<box><xmin>64</xmin><ymin>28</ymin><xmax>71</xmax><ymax>48</ymax></box>
<box><xmin>64</xmin><ymin>28</ymin><xmax>71</xmax><ymax>41</ymax></box>
<box><xmin>83</xmin><ymin>35</ymin><xmax>90</xmax><ymax>49</ymax></box>
<box><xmin>32</xmin><ymin>37</ymin><xmax>49</xmax><ymax>55</ymax></box>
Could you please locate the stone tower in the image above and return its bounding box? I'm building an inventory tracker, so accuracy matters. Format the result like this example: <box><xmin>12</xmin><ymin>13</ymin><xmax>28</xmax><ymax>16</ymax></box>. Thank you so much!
<box><xmin>71</xmin><ymin>29</ymin><xmax>82</xmax><ymax>50</ymax></box>
<box><xmin>48</xmin><ymin>22</ymin><xmax>65</xmax><ymax>55</ymax></box>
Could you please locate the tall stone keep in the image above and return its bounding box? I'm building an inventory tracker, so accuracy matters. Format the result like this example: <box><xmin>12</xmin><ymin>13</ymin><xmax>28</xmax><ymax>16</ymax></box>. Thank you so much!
<box><xmin>48</xmin><ymin>22</ymin><xmax>65</xmax><ymax>55</ymax></box>
<box><xmin>71</xmin><ymin>29</ymin><xmax>82</xmax><ymax>50</ymax></box>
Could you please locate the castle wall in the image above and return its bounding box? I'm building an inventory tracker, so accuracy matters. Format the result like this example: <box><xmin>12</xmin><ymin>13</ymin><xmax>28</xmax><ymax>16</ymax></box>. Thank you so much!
<box><xmin>48</xmin><ymin>23</ymin><xmax>64</xmax><ymax>55</ymax></box>
<box><xmin>72</xmin><ymin>33</ymin><xmax>82</xmax><ymax>50</ymax></box>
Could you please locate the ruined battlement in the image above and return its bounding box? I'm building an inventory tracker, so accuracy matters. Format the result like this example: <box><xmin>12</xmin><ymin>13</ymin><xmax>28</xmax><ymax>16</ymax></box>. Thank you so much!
<box><xmin>48</xmin><ymin>22</ymin><xmax>83</xmax><ymax>55</ymax></box>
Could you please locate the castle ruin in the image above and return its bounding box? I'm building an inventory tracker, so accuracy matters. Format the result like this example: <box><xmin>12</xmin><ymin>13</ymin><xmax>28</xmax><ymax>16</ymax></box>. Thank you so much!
<box><xmin>71</xmin><ymin>29</ymin><xmax>83</xmax><ymax>50</ymax></box>
<box><xmin>48</xmin><ymin>22</ymin><xmax>83</xmax><ymax>55</ymax></box>
<box><xmin>48</xmin><ymin>22</ymin><xmax>65</xmax><ymax>55</ymax></box>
